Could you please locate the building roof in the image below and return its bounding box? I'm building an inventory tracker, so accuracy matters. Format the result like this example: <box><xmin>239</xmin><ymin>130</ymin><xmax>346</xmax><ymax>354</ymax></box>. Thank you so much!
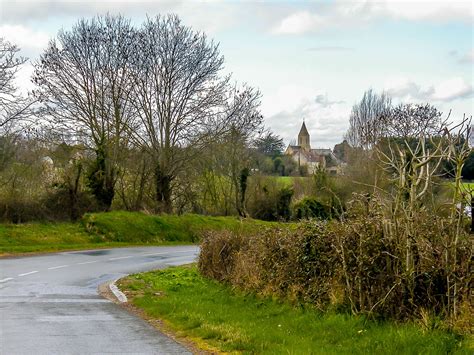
<box><xmin>311</xmin><ymin>148</ymin><xmax>332</xmax><ymax>155</ymax></box>
<box><xmin>298</xmin><ymin>121</ymin><xmax>309</xmax><ymax>136</ymax></box>
<box><xmin>287</xmin><ymin>146</ymin><xmax>324</xmax><ymax>164</ymax></box>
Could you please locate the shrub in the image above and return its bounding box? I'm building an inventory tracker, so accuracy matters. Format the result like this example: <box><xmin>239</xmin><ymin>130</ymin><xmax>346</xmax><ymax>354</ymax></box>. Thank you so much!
<box><xmin>199</xmin><ymin>195</ymin><xmax>472</xmax><ymax>324</ymax></box>
<box><xmin>0</xmin><ymin>198</ymin><xmax>45</xmax><ymax>223</ymax></box>
<box><xmin>247</xmin><ymin>177</ymin><xmax>294</xmax><ymax>221</ymax></box>
<box><xmin>276</xmin><ymin>187</ymin><xmax>293</xmax><ymax>221</ymax></box>
<box><xmin>292</xmin><ymin>197</ymin><xmax>330</xmax><ymax>220</ymax></box>
<box><xmin>42</xmin><ymin>186</ymin><xmax>98</xmax><ymax>221</ymax></box>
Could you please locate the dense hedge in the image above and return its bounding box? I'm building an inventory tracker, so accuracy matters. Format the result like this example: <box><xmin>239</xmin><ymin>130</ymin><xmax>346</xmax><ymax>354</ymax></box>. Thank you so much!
<box><xmin>292</xmin><ymin>197</ymin><xmax>330</xmax><ymax>220</ymax></box>
<box><xmin>199</xmin><ymin>200</ymin><xmax>472</xmax><ymax>324</ymax></box>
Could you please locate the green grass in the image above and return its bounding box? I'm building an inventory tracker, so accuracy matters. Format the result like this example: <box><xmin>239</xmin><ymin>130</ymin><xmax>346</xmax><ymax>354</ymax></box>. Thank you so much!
<box><xmin>460</xmin><ymin>182</ymin><xmax>474</xmax><ymax>190</ymax></box>
<box><xmin>82</xmin><ymin>211</ymin><xmax>274</xmax><ymax>243</ymax></box>
<box><xmin>444</xmin><ymin>180</ymin><xmax>474</xmax><ymax>191</ymax></box>
<box><xmin>274</xmin><ymin>176</ymin><xmax>311</xmax><ymax>187</ymax></box>
<box><xmin>119</xmin><ymin>266</ymin><xmax>471</xmax><ymax>354</ymax></box>
<box><xmin>0</xmin><ymin>211</ymin><xmax>276</xmax><ymax>256</ymax></box>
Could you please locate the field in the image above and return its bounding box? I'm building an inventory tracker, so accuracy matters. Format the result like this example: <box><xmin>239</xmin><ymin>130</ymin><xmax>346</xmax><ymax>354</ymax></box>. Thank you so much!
<box><xmin>118</xmin><ymin>265</ymin><xmax>471</xmax><ymax>354</ymax></box>
<box><xmin>460</xmin><ymin>182</ymin><xmax>474</xmax><ymax>190</ymax></box>
<box><xmin>274</xmin><ymin>176</ymin><xmax>311</xmax><ymax>187</ymax></box>
<box><xmin>0</xmin><ymin>211</ymin><xmax>277</xmax><ymax>256</ymax></box>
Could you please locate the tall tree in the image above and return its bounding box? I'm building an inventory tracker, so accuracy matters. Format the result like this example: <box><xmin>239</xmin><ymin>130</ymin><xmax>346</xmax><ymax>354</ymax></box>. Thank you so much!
<box><xmin>33</xmin><ymin>15</ymin><xmax>138</xmax><ymax>210</ymax></box>
<box><xmin>131</xmin><ymin>15</ymin><xmax>229</xmax><ymax>213</ymax></box>
<box><xmin>385</xmin><ymin>103</ymin><xmax>444</xmax><ymax>138</ymax></box>
<box><xmin>193</xmin><ymin>84</ymin><xmax>263</xmax><ymax>216</ymax></box>
<box><xmin>345</xmin><ymin>89</ymin><xmax>391</xmax><ymax>149</ymax></box>
<box><xmin>0</xmin><ymin>38</ymin><xmax>36</xmax><ymax>178</ymax></box>
<box><xmin>223</xmin><ymin>85</ymin><xmax>263</xmax><ymax>217</ymax></box>
<box><xmin>0</xmin><ymin>38</ymin><xmax>34</xmax><ymax>133</ymax></box>
<box><xmin>254</xmin><ymin>131</ymin><xmax>285</xmax><ymax>157</ymax></box>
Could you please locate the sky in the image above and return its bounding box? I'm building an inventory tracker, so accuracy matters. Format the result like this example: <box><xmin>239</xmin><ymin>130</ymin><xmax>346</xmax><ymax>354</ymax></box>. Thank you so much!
<box><xmin>1</xmin><ymin>0</ymin><xmax>473</xmax><ymax>148</ymax></box>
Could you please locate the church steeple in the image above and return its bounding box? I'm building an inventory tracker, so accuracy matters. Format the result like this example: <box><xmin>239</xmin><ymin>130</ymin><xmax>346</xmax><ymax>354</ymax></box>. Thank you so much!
<box><xmin>298</xmin><ymin>121</ymin><xmax>311</xmax><ymax>150</ymax></box>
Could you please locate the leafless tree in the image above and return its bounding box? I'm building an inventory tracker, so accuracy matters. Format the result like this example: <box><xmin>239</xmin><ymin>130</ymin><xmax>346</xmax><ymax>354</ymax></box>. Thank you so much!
<box><xmin>131</xmin><ymin>15</ymin><xmax>230</xmax><ymax>213</ymax></box>
<box><xmin>444</xmin><ymin>116</ymin><xmax>472</xmax><ymax>316</ymax></box>
<box><xmin>345</xmin><ymin>89</ymin><xmax>391</xmax><ymax>149</ymax></box>
<box><xmin>0</xmin><ymin>38</ymin><xmax>36</xmax><ymax>135</ymax></box>
<box><xmin>376</xmin><ymin>115</ymin><xmax>473</xmax><ymax>317</ymax></box>
<box><xmin>219</xmin><ymin>85</ymin><xmax>263</xmax><ymax>217</ymax></box>
<box><xmin>385</xmin><ymin>103</ymin><xmax>445</xmax><ymax>138</ymax></box>
<box><xmin>0</xmin><ymin>38</ymin><xmax>37</xmax><ymax>180</ymax></box>
<box><xmin>33</xmin><ymin>15</ymin><xmax>138</xmax><ymax>210</ymax></box>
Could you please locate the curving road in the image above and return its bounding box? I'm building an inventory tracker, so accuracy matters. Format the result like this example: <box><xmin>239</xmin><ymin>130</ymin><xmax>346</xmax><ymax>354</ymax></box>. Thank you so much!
<box><xmin>0</xmin><ymin>246</ymin><xmax>199</xmax><ymax>354</ymax></box>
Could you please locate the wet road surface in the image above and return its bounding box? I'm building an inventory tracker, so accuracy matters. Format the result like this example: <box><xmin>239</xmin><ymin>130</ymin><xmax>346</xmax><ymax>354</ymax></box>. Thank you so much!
<box><xmin>0</xmin><ymin>246</ymin><xmax>199</xmax><ymax>354</ymax></box>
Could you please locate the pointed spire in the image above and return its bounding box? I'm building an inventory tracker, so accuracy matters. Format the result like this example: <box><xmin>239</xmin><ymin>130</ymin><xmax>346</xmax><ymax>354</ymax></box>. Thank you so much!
<box><xmin>298</xmin><ymin>120</ymin><xmax>311</xmax><ymax>150</ymax></box>
<box><xmin>299</xmin><ymin>121</ymin><xmax>309</xmax><ymax>136</ymax></box>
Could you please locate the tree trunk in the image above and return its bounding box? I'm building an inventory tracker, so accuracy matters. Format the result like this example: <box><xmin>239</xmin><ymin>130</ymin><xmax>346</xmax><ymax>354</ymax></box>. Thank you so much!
<box><xmin>86</xmin><ymin>145</ymin><xmax>116</xmax><ymax>211</ymax></box>
<box><xmin>68</xmin><ymin>162</ymin><xmax>82</xmax><ymax>221</ymax></box>
<box><xmin>155</xmin><ymin>163</ymin><xmax>172</xmax><ymax>214</ymax></box>
<box><xmin>471</xmin><ymin>195</ymin><xmax>474</xmax><ymax>233</ymax></box>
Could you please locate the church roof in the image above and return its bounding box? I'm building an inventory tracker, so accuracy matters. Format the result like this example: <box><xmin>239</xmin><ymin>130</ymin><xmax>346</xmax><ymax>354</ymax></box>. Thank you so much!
<box><xmin>298</xmin><ymin>121</ymin><xmax>309</xmax><ymax>136</ymax></box>
<box><xmin>311</xmin><ymin>148</ymin><xmax>332</xmax><ymax>155</ymax></box>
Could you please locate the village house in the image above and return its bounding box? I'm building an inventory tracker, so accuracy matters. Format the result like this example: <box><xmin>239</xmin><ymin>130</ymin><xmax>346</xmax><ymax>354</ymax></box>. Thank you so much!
<box><xmin>285</xmin><ymin>121</ymin><xmax>340</xmax><ymax>175</ymax></box>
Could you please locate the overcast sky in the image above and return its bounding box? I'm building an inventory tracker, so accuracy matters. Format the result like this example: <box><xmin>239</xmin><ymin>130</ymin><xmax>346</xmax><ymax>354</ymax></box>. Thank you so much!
<box><xmin>1</xmin><ymin>0</ymin><xmax>473</xmax><ymax>148</ymax></box>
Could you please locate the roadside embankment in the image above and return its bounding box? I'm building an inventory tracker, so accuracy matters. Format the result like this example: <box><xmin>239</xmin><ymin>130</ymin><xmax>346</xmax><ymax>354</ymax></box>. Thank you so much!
<box><xmin>118</xmin><ymin>265</ymin><xmax>470</xmax><ymax>354</ymax></box>
<box><xmin>0</xmin><ymin>211</ymin><xmax>277</xmax><ymax>256</ymax></box>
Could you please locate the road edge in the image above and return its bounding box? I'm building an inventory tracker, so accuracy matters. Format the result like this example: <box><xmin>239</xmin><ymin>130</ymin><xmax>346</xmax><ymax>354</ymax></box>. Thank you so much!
<box><xmin>98</xmin><ymin>278</ymin><xmax>210</xmax><ymax>355</ymax></box>
<box><xmin>109</xmin><ymin>280</ymin><xmax>128</xmax><ymax>302</ymax></box>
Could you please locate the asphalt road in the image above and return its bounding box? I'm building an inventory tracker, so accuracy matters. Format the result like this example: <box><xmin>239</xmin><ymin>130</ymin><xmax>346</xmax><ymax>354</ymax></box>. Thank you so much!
<box><xmin>0</xmin><ymin>245</ymin><xmax>199</xmax><ymax>355</ymax></box>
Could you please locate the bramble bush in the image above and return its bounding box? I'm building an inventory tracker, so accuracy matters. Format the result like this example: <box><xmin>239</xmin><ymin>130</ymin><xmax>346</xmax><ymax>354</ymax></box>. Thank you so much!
<box><xmin>292</xmin><ymin>197</ymin><xmax>330</xmax><ymax>220</ymax></box>
<box><xmin>199</xmin><ymin>194</ymin><xmax>472</xmax><ymax>328</ymax></box>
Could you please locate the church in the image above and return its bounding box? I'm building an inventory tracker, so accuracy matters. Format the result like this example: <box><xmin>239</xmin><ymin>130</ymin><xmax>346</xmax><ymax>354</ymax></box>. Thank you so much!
<box><xmin>285</xmin><ymin>122</ymin><xmax>340</xmax><ymax>175</ymax></box>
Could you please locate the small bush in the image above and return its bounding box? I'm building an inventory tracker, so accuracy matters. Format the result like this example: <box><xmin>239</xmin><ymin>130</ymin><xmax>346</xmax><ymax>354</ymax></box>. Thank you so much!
<box><xmin>247</xmin><ymin>177</ymin><xmax>294</xmax><ymax>221</ymax></box>
<box><xmin>292</xmin><ymin>197</ymin><xmax>330</xmax><ymax>220</ymax></box>
<box><xmin>0</xmin><ymin>198</ymin><xmax>46</xmax><ymax>223</ymax></box>
<box><xmin>42</xmin><ymin>186</ymin><xmax>98</xmax><ymax>221</ymax></box>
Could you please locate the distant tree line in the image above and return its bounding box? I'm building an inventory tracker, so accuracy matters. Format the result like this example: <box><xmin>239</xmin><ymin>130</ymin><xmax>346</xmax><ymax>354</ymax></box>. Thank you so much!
<box><xmin>0</xmin><ymin>15</ymin><xmax>472</xmax><ymax>223</ymax></box>
<box><xmin>0</xmin><ymin>14</ymin><xmax>306</xmax><ymax>222</ymax></box>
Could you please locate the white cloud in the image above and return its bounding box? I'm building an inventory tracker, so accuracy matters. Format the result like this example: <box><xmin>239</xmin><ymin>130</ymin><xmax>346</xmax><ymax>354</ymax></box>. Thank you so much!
<box><xmin>272</xmin><ymin>11</ymin><xmax>326</xmax><ymax>35</ymax></box>
<box><xmin>459</xmin><ymin>48</ymin><xmax>474</xmax><ymax>63</ymax></box>
<box><xmin>378</xmin><ymin>0</ymin><xmax>473</xmax><ymax>23</ymax></box>
<box><xmin>431</xmin><ymin>77</ymin><xmax>473</xmax><ymax>101</ymax></box>
<box><xmin>272</xmin><ymin>0</ymin><xmax>473</xmax><ymax>35</ymax></box>
<box><xmin>262</xmin><ymin>86</ymin><xmax>350</xmax><ymax>148</ymax></box>
<box><xmin>0</xmin><ymin>24</ymin><xmax>50</xmax><ymax>54</ymax></box>
<box><xmin>0</xmin><ymin>0</ymin><xmax>241</xmax><ymax>35</ymax></box>
<box><xmin>14</xmin><ymin>62</ymin><xmax>35</xmax><ymax>94</ymax></box>
<box><xmin>385</xmin><ymin>76</ymin><xmax>473</xmax><ymax>102</ymax></box>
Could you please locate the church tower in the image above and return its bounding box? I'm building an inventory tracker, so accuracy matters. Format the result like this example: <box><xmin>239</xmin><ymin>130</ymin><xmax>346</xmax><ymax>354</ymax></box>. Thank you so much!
<box><xmin>298</xmin><ymin>121</ymin><xmax>311</xmax><ymax>151</ymax></box>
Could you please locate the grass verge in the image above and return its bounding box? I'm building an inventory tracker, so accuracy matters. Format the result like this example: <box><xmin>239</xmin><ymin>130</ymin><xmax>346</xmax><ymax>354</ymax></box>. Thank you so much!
<box><xmin>118</xmin><ymin>265</ymin><xmax>471</xmax><ymax>354</ymax></box>
<box><xmin>0</xmin><ymin>211</ymin><xmax>277</xmax><ymax>256</ymax></box>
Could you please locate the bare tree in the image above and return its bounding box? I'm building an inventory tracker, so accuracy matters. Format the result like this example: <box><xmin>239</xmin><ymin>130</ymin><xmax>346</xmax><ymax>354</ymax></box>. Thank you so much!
<box><xmin>376</xmin><ymin>115</ymin><xmax>474</xmax><ymax>317</ymax></box>
<box><xmin>385</xmin><ymin>103</ymin><xmax>444</xmax><ymax>138</ymax></box>
<box><xmin>445</xmin><ymin>116</ymin><xmax>472</xmax><ymax>316</ymax></box>
<box><xmin>220</xmin><ymin>85</ymin><xmax>263</xmax><ymax>217</ymax></box>
<box><xmin>131</xmin><ymin>15</ymin><xmax>230</xmax><ymax>213</ymax></box>
<box><xmin>345</xmin><ymin>89</ymin><xmax>391</xmax><ymax>149</ymax></box>
<box><xmin>0</xmin><ymin>38</ymin><xmax>35</xmax><ymax>134</ymax></box>
<box><xmin>33</xmin><ymin>15</ymin><xmax>138</xmax><ymax>210</ymax></box>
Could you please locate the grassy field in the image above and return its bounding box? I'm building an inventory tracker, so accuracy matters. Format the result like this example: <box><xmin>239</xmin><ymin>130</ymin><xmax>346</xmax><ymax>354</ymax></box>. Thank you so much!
<box><xmin>460</xmin><ymin>182</ymin><xmax>474</xmax><ymax>190</ymax></box>
<box><xmin>274</xmin><ymin>176</ymin><xmax>311</xmax><ymax>187</ymax></box>
<box><xmin>0</xmin><ymin>211</ymin><xmax>275</xmax><ymax>256</ymax></box>
<box><xmin>118</xmin><ymin>266</ymin><xmax>470</xmax><ymax>354</ymax></box>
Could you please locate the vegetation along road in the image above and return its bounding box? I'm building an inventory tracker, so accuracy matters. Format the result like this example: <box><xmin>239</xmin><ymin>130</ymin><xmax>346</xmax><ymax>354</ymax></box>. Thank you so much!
<box><xmin>0</xmin><ymin>245</ymin><xmax>198</xmax><ymax>354</ymax></box>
